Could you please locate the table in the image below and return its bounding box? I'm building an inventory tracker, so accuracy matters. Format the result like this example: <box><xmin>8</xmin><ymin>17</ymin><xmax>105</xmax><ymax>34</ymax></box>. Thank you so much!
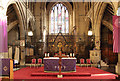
<box><xmin>43</xmin><ymin>57</ymin><xmax>76</xmax><ymax>72</ymax></box>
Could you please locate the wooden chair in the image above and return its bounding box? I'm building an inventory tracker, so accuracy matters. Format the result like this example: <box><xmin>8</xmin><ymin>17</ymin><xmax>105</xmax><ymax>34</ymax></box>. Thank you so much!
<box><xmin>54</xmin><ymin>53</ymin><xmax>58</xmax><ymax>57</ymax></box>
<box><xmin>30</xmin><ymin>59</ymin><xmax>36</xmax><ymax>68</ymax></box>
<box><xmin>37</xmin><ymin>59</ymin><xmax>42</xmax><ymax>68</ymax></box>
<box><xmin>86</xmin><ymin>59</ymin><xmax>92</xmax><ymax>67</ymax></box>
<box><xmin>80</xmin><ymin>58</ymin><xmax>85</xmax><ymax>67</ymax></box>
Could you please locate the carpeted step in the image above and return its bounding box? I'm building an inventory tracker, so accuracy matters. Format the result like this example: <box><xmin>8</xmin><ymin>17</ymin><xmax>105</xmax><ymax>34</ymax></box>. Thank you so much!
<box><xmin>31</xmin><ymin>73</ymin><xmax>91</xmax><ymax>76</ymax></box>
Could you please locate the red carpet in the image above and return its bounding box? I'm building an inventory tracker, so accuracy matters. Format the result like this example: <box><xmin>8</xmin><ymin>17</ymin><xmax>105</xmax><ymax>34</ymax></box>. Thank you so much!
<box><xmin>14</xmin><ymin>66</ymin><xmax>118</xmax><ymax>80</ymax></box>
<box><xmin>31</xmin><ymin>72</ymin><xmax>91</xmax><ymax>76</ymax></box>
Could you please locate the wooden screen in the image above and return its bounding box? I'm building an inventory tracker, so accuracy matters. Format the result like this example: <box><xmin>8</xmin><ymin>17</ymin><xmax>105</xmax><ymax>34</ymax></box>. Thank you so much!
<box><xmin>101</xmin><ymin>25</ymin><xmax>118</xmax><ymax>64</ymax></box>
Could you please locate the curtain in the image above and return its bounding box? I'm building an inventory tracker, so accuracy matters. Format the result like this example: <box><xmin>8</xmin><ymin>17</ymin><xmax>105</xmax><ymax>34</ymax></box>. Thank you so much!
<box><xmin>0</xmin><ymin>15</ymin><xmax>8</xmax><ymax>53</ymax></box>
<box><xmin>113</xmin><ymin>15</ymin><xmax>120</xmax><ymax>53</ymax></box>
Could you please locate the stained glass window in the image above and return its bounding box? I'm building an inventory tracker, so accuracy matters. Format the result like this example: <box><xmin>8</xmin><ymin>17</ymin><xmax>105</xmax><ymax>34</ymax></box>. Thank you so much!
<box><xmin>50</xmin><ymin>3</ymin><xmax>69</xmax><ymax>34</ymax></box>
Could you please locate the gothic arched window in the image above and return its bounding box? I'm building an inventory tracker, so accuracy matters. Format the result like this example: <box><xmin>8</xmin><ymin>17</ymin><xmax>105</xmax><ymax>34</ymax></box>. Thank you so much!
<box><xmin>50</xmin><ymin>3</ymin><xmax>69</xmax><ymax>34</ymax></box>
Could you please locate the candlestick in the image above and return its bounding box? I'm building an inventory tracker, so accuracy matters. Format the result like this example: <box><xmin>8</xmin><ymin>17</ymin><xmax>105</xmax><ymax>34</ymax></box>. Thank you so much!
<box><xmin>48</xmin><ymin>53</ymin><xmax>49</xmax><ymax>57</ymax></box>
<box><xmin>45</xmin><ymin>53</ymin><xmax>46</xmax><ymax>57</ymax></box>
<box><xmin>73</xmin><ymin>53</ymin><xmax>74</xmax><ymax>57</ymax></box>
<box><xmin>70</xmin><ymin>53</ymin><xmax>72</xmax><ymax>57</ymax></box>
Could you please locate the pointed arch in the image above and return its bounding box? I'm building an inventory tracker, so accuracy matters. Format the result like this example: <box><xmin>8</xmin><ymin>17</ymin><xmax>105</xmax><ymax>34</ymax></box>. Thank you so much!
<box><xmin>6</xmin><ymin>2</ymin><xmax>25</xmax><ymax>40</ymax></box>
<box><xmin>49</xmin><ymin>3</ymin><xmax>69</xmax><ymax>34</ymax></box>
<box><xmin>46</xmin><ymin>2</ymin><xmax>73</xmax><ymax>35</ymax></box>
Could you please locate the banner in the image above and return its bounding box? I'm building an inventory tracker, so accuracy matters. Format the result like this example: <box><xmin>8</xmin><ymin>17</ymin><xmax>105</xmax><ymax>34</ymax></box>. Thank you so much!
<box><xmin>0</xmin><ymin>15</ymin><xmax>8</xmax><ymax>53</ymax></box>
<box><xmin>113</xmin><ymin>15</ymin><xmax>120</xmax><ymax>53</ymax></box>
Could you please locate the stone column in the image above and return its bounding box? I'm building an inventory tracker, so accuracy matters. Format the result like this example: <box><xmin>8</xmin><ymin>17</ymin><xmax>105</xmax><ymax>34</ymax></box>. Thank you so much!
<box><xmin>34</xmin><ymin>3</ymin><xmax>40</xmax><ymax>41</ymax></box>
<box><xmin>94</xmin><ymin>23</ymin><xmax>101</xmax><ymax>50</ymax></box>
<box><xmin>95</xmin><ymin>36</ymin><xmax>100</xmax><ymax>50</ymax></box>
<box><xmin>116</xmin><ymin>53</ymin><xmax>120</xmax><ymax>75</ymax></box>
<box><xmin>35</xmin><ymin>16</ymin><xmax>40</xmax><ymax>41</ymax></box>
<box><xmin>20</xmin><ymin>37</ymin><xmax>25</xmax><ymax>66</ymax></box>
<box><xmin>0</xmin><ymin>15</ymin><xmax>8</xmax><ymax>58</ymax></box>
<box><xmin>20</xmin><ymin>46</ymin><xmax>25</xmax><ymax>66</ymax></box>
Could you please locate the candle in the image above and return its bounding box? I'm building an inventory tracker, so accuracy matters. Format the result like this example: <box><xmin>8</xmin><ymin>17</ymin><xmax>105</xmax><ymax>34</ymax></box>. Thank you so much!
<box><xmin>48</xmin><ymin>53</ymin><xmax>49</xmax><ymax>57</ymax></box>
<box><xmin>45</xmin><ymin>53</ymin><xmax>46</xmax><ymax>57</ymax></box>
<box><xmin>67</xmin><ymin>55</ymin><xmax>69</xmax><ymax>57</ymax></box>
<box><xmin>70</xmin><ymin>53</ymin><xmax>72</xmax><ymax>57</ymax></box>
<box><xmin>73</xmin><ymin>53</ymin><xmax>74</xmax><ymax>57</ymax></box>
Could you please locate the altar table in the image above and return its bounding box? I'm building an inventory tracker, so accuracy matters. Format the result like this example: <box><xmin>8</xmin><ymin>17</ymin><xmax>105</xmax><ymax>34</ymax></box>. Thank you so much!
<box><xmin>43</xmin><ymin>57</ymin><xmax>76</xmax><ymax>72</ymax></box>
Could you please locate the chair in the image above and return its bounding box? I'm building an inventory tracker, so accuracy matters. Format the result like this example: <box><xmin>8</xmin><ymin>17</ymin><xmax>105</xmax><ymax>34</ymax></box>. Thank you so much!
<box><xmin>30</xmin><ymin>59</ymin><xmax>36</xmax><ymax>68</ymax></box>
<box><xmin>54</xmin><ymin>53</ymin><xmax>58</xmax><ymax>57</ymax></box>
<box><xmin>37</xmin><ymin>59</ymin><xmax>42</xmax><ymax>68</ymax></box>
<box><xmin>62</xmin><ymin>53</ymin><xmax>65</xmax><ymax>56</ymax></box>
<box><xmin>86</xmin><ymin>59</ymin><xmax>92</xmax><ymax>67</ymax></box>
<box><xmin>80</xmin><ymin>58</ymin><xmax>85</xmax><ymax>67</ymax></box>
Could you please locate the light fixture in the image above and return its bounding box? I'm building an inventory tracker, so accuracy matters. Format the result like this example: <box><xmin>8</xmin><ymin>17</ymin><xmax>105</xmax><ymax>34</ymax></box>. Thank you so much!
<box><xmin>39</xmin><ymin>39</ymin><xmax>42</xmax><ymax>42</ymax></box>
<box><xmin>88</xmin><ymin>29</ymin><xmax>93</xmax><ymax>36</ymax></box>
<box><xmin>28</xmin><ymin>31</ymin><xmax>33</xmax><ymax>36</ymax></box>
<box><xmin>117</xmin><ymin>7</ymin><xmax>120</xmax><ymax>16</ymax></box>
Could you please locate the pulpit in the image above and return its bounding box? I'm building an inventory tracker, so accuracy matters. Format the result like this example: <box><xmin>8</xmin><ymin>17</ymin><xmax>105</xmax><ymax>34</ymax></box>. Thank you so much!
<box><xmin>89</xmin><ymin>50</ymin><xmax>101</xmax><ymax>64</ymax></box>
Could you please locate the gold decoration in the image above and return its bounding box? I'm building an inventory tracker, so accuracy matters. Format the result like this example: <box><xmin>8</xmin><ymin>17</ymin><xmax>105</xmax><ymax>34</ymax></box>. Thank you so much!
<box><xmin>58</xmin><ymin>42</ymin><xmax>62</xmax><ymax>48</ymax></box>
<box><xmin>3</xmin><ymin>66</ymin><xmax>8</xmax><ymax>71</ymax></box>
<box><xmin>66</xmin><ymin>45</ymin><xmax>68</xmax><ymax>47</ymax></box>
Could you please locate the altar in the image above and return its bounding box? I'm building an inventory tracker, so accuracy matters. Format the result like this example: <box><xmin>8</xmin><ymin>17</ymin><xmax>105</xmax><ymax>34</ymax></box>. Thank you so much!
<box><xmin>43</xmin><ymin>57</ymin><xmax>76</xmax><ymax>72</ymax></box>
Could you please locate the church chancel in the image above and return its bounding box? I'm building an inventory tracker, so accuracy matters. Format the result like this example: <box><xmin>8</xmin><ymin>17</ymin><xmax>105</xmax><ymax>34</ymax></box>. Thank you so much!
<box><xmin>43</xmin><ymin>15</ymin><xmax>77</xmax><ymax>72</ymax></box>
<box><xmin>44</xmin><ymin>32</ymin><xmax>76</xmax><ymax>72</ymax></box>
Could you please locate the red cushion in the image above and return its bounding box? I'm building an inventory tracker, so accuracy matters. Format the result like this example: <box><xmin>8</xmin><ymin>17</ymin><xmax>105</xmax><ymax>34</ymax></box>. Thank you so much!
<box><xmin>86</xmin><ymin>59</ymin><xmax>91</xmax><ymax>64</ymax></box>
<box><xmin>80</xmin><ymin>59</ymin><xmax>85</xmax><ymax>64</ymax></box>
<box><xmin>32</xmin><ymin>59</ymin><xmax>36</xmax><ymax>64</ymax></box>
<box><xmin>38</xmin><ymin>59</ymin><xmax>42</xmax><ymax>64</ymax></box>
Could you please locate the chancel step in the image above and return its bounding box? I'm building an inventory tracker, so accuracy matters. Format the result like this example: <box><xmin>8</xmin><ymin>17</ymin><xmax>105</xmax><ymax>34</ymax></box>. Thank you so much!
<box><xmin>31</xmin><ymin>73</ymin><xmax>91</xmax><ymax>76</ymax></box>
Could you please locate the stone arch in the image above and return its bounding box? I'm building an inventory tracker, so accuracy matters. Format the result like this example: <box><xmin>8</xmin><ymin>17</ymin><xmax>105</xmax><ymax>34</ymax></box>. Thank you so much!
<box><xmin>95</xmin><ymin>2</ymin><xmax>115</xmax><ymax>33</ymax></box>
<box><xmin>6</xmin><ymin>2</ymin><xmax>25</xmax><ymax>40</ymax></box>
<box><xmin>6</xmin><ymin>1</ymin><xmax>27</xmax><ymax>65</ymax></box>
<box><xmin>47</xmin><ymin>2</ymin><xmax>73</xmax><ymax>14</ymax></box>
<box><xmin>93</xmin><ymin>2</ymin><xmax>115</xmax><ymax>49</ymax></box>
<box><xmin>102</xmin><ymin>20</ymin><xmax>113</xmax><ymax>31</ymax></box>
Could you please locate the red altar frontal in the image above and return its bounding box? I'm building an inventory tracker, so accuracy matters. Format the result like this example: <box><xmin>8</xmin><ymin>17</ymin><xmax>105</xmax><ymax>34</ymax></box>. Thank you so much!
<box><xmin>43</xmin><ymin>57</ymin><xmax>76</xmax><ymax>72</ymax></box>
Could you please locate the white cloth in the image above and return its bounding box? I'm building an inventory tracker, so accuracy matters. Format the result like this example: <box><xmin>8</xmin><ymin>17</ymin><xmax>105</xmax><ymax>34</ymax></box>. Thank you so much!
<box><xmin>14</xmin><ymin>47</ymin><xmax>19</xmax><ymax>62</ymax></box>
<box><xmin>8</xmin><ymin>47</ymin><xmax>12</xmax><ymax>59</ymax></box>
